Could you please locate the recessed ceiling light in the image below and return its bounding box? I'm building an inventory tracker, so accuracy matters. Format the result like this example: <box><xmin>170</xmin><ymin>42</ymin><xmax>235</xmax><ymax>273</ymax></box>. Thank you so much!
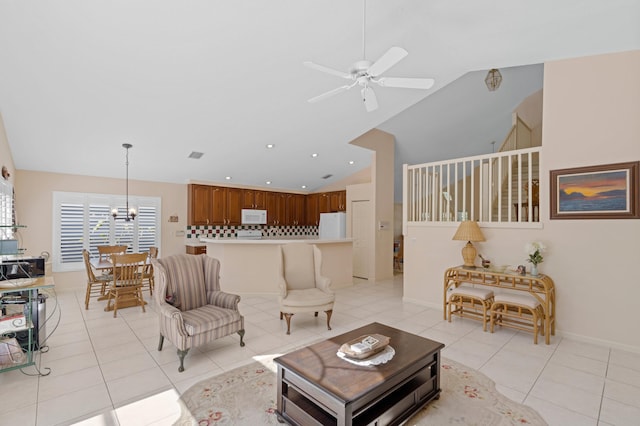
<box><xmin>266</xmin><ymin>144</ymin><xmax>275</xmax><ymax>149</ymax></box>
<box><xmin>301</xmin><ymin>185</ymin><xmax>307</xmax><ymax>189</ymax></box>
<box><xmin>266</xmin><ymin>181</ymin><xmax>271</xmax><ymax>185</ymax></box>
<box><xmin>349</xmin><ymin>160</ymin><xmax>355</xmax><ymax>165</ymax></box>
<box><xmin>225</xmin><ymin>176</ymin><xmax>232</xmax><ymax>180</ymax></box>
<box><xmin>311</xmin><ymin>153</ymin><xmax>318</xmax><ymax>158</ymax></box>
<box><xmin>188</xmin><ymin>151</ymin><xmax>204</xmax><ymax>159</ymax></box>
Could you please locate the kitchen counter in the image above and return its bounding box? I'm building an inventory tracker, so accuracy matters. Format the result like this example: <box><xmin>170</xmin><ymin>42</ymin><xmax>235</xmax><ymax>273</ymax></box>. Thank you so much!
<box><xmin>200</xmin><ymin>237</ymin><xmax>352</xmax><ymax>244</ymax></box>
<box><xmin>200</xmin><ymin>238</ymin><xmax>353</xmax><ymax>294</ymax></box>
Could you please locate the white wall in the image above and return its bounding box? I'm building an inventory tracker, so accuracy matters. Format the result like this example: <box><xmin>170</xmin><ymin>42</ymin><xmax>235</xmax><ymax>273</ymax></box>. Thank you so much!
<box><xmin>0</xmin><ymin>114</ymin><xmax>15</xmax><ymax>185</ymax></box>
<box><xmin>404</xmin><ymin>50</ymin><xmax>640</xmax><ymax>352</ymax></box>
<box><xmin>351</xmin><ymin>129</ymin><xmax>395</xmax><ymax>281</ymax></box>
<box><xmin>14</xmin><ymin>169</ymin><xmax>187</xmax><ymax>291</ymax></box>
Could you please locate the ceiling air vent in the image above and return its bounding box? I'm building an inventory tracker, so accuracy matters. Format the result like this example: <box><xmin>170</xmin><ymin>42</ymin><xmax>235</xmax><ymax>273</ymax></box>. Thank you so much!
<box><xmin>322</xmin><ymin>174</ymin><xmax>333</xmax><ymax>180</ymax></box>
<box><xmin>188</xmin><ymin>151</ymin><xmax>204</xmax><ymax>159</ymax></box>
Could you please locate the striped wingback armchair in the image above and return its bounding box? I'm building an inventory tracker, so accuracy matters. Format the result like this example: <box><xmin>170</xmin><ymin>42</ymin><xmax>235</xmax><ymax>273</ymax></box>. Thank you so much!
<box><xmin>151</xmin><ymin>254</ymin><xmax>245</xmax><ymax>372</ymax></box>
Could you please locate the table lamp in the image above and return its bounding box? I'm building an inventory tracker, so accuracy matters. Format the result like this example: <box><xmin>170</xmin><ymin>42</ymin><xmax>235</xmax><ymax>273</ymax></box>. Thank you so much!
<box><xmin>452</xmin><ymin>220</ymin><xmax>485</xmax><ymax>267</ymax></box>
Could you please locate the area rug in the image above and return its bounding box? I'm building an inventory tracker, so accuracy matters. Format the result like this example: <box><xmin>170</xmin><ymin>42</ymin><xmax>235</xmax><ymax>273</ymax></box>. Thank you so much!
<box><xmin>175</xmin><ymin>355</ymin><xmax>547</xmax><ymax>425</ymax></box>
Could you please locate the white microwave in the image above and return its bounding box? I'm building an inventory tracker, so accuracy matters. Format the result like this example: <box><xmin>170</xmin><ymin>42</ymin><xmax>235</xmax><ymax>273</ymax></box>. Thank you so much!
<box><xmin>241</xmin><ymin>209</ymin><xmax>267</xmax><ymax>225</ymax></box>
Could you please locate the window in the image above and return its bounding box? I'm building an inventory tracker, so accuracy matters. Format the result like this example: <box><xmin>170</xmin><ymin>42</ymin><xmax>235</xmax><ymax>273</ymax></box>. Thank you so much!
<box><xmin>53</xmin><ymin>191</ymin><xmax>161</xmax><ymax>272</ymax></box>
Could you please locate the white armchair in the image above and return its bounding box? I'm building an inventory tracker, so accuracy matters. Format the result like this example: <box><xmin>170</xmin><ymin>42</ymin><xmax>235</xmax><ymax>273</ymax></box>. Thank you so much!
<box><xmin>278</xmin><ymin>244</ymin><xmax>335</xmax><ymax>334</ymax></box>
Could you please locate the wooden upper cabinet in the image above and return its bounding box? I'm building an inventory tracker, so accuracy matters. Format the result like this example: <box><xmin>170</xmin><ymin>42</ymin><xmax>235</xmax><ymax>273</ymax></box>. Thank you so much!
<box><xmin>330</xmin><ymin>190</ymin><xmax>346</xmax><ymax>211</ymax></box>
<box><xmin>266</xmin><ymin>192</ymin><xmax>286</xmax><ymax>225</ymax></box>
<box><xmin>209</xmin><ymin>186</ymin><xmax>242</xmax><ymax>225</ymax></box>
<box><xmin>241</xmin><ymin>190</ymin><xmax>254</xmax><ymax>209</ymax></box>
<box><xmin>319</xmin><ymin>193</ymin><xmax>331</xmax><ymax>214</ymax></box>
<box><xmin>254</xmin><ymin>190</ymin><xmax>267</xmax><ymax>209</ymax></box>
<box><xmin>188</xmin><ymin>184</ymin><xmax>212</xmax><ymax>225</ymax></box>
<box><xmin>226</xmin><ymin>187</ymin><xmax>242</xmax><ymax>225</ymax></box>
<box><xmin>241</xmin><ymin>189</ymin><xmax>267</xmax><ymax>209</ymax></box>
<box><xmin>210</xmin><ymin>186</ymin><xmax>227</xmax><ymax>225</ymax></box>
<box><xmin>285</xmin><ymin>194</ymin><xmax>306</xmax><ymax>226</ymax></box>
<box><xmin>189</xmin><ymin>185</ymin><xmax>344</xmax><ymax>227</ymax></box>
<box><xmin>305</xmin><ymin>191</ymin><xmax>346</xmax><ymax>226</ymax></box>
<box><xmin>305</xmin><ymin>193</ymin><xmax>320</xmax><ymax>226</ymax></box>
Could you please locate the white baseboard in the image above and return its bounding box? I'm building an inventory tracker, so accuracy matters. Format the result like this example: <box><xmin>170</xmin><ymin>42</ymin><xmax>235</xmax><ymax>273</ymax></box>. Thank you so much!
<box><xmin>402</xmin><ymin>296</ymin><xmax>640</xmax><ymax>354</ymax></box>
<box><xmin>402</xmin><ymin>296</ymin><xmax>442</xmax><ymax>311</ymax></box>
<box><xmin>555</xmin><ymin>329</ymin><xmax>640</xmax><ymax>355</ymax></box>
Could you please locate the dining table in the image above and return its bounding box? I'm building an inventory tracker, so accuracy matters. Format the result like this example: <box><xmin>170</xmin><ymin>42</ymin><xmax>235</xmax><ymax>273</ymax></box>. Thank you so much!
<box><xmin>90</xmin><ymin>258</ymin><xmax>117</xmax><ymax>272</ymax></box>
<box><xmin>90</xmin><ymin>256</ymin><xmax>149</xmax><ymax>310</ymax></box>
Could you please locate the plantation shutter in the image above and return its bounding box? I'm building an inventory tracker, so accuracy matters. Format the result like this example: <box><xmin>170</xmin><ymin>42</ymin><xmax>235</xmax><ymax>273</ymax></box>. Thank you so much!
<box><xmin>53</xmin><ymin>192</ymin><xmax>161</xmax><ymax>272</ymax></box>
<box><xmin>0</xmin><ymin>180</ymin><xmax>13</xmax><ymax>240</ymax></box>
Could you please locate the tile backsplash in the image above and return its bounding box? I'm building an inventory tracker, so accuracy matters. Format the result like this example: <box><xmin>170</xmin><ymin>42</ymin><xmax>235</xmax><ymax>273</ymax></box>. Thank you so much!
<box><xmin>186</xmin><ymin>225</ymin><xmax>318</xmax><ymax>239</ymax></box>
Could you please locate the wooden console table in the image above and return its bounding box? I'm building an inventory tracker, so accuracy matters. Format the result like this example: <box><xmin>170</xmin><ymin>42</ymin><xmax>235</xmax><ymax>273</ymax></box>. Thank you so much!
<box><xmin>444</xmin><ymin>266</ymin><xmax>555</xmax><ymax>344</ymax></box>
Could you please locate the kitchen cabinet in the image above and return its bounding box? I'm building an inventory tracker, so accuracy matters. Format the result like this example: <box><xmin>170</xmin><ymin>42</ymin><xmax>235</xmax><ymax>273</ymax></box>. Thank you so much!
<box><xmin>189</xmin><ymin>185</ymin><xmax>242</xmax><ymax>226</ymax></box>
<box><xmin>189</xmin><ymin>185</ymin><xmax>346</xmax><ymax>227</ymax></box>
<box><xmin>338</xmin><ymin>191</ymin><xmax>347</xmax><ymax>211</ymax></box>
<box><xmin>186</xmin><ymin>245</ymin><xmax>206</xmax><ymax>255</ymax></box>
<box><xmin>188</xmin><ymin>184</ymin><xmax>212</xmax><ymax>226</ymax></box>
<box><xmin>266</xmin><ymin>192</ymin><xmax>286</xmax><ymax>225</ymax></box>
<box><xmin>226</xmin><ymin>188</ymin><xmax>243</xmax><ymax>224</ymax></box>
<box><xmin>305</xmin><ymin>191</ymin><xmax>346</xmax><ymax>225</ymax></box>
<box><xmin>211</xmin><ymin>186</ymin><xmax>242</xmax><ymax>225</ymax></box>
<box><xmin>285</xmin><ymin>194</ymin><xmax>306</xmax><ymax>226</ymax></box>
<box><xmin>306</xmin><ymin>193</ymin><xmax>320</xmax><ymax>226</ymax></box>
<box><xmin>241</xmin><ymin>189</ymin><xmax>266</xmax><ymax>209</ymax></box>
<box><xmin>328</xmin><ymin>191</ymin><xmax>346</xmax><ymax>212</ymax></box>
<box><xmin>319</xmin><ymin>192</ymin><xmax>331</xmax><ymax>213</ymax></box>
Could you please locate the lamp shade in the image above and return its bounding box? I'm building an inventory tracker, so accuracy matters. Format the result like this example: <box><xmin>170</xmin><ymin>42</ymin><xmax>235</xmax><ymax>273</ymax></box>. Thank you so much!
<box><xmin>452</xmin><ymin>221</ymin><xmax>485</xmax><ymax>242</ymax></box>
<box><xmin>452</xmin><ymin>221</ymin><xmax>485</xmax><ymax>267</ymax></box>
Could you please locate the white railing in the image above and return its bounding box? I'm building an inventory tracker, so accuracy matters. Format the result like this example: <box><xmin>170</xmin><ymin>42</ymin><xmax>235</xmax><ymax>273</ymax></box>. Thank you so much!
<box><xmin>403</xmin><ymin>147</ymin><xmax>541</xmax><ymax>226</ymax></box>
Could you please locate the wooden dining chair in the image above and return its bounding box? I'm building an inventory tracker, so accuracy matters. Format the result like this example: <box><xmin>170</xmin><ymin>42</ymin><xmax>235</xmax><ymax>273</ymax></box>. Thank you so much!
<box><xmin>82</xmin><ymin>249</ymin><xmax>111</xmax><ymax>310</ymax></box>
<box><xmin>140</xmin><ymin>246</ymin><xmax>158</xmax><ymax>295</ymax></box>
<box><xmin>105</xmin><ymin>252</ymin><xmax>148</xmax><ymax>317</ymax></box>
<box><xmin>97</xmin><ymin>245</ymin><xmax>127</xmax><ymax>261</ymax></box>
<box><xmin>97</xmin><ymin>245</ymin><xmax>127</xmax><ymax>278</ymax></box>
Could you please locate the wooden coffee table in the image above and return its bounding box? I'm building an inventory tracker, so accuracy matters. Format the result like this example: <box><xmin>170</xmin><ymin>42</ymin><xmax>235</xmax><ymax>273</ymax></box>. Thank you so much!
<box><xmin>274</xmin><ymin>322</ymin><xmax>444</xmax><ymax>426</ymax></box>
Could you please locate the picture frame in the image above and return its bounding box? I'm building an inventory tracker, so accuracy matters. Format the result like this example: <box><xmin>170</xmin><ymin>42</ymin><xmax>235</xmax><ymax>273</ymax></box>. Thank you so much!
<box><xmin>550</xmin><ymin>161</ymin><xmax>639</xmax><ymax>219</ymax></box>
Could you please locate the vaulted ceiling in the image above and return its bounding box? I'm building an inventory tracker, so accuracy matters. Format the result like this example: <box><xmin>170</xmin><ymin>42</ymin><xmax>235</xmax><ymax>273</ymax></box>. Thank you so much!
<box><xmin>1</xmin><ymin>1</ymin><xmax>638</xmax><ymax>196</ymax></box>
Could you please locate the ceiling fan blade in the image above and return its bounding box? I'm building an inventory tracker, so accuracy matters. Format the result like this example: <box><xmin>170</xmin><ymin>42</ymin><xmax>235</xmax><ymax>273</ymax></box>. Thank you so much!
<box><xmin>361</xmin><ymin>86</ymin><xmax>378</xmax><ymax>112</ymax></box>
<box><xmin>307</xmin><ymin>85</ymin><xmax>352</xmax><ymax>103</ymax></box>
<box><xmin>377</xmin><ymin>77</ymin><xmax>435</xmax><ymax>90</ymax></box>
<box><xmin>367</xmin><ymin>46</ymin><xmax>408</xmax><ymax>77</ymax></box>
<box><xmin>304</xmin><ymin>61</ymin><xmax>351</xmax><ymax>79</ymax></box>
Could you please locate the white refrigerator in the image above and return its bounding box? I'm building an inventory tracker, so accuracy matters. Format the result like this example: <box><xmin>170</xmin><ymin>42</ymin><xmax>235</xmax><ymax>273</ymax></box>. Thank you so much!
<box><xmin>318</xmin><ymin>212</ymin><xmax>346</xmax><ymax>239</ymax></box>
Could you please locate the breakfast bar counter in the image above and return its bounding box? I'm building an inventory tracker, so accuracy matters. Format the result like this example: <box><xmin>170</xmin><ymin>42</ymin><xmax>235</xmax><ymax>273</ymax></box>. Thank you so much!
<box><xmin>199</xmin><ymin>238</ymin><xmax>353</xmax><ymax>294</ymax></box>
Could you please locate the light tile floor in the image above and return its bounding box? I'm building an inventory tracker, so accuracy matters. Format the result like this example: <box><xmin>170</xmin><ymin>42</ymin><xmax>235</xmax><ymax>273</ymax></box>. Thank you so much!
<box><xmin>1</xmin><ymin>275</ymin><xmax>639</xmax><ymax>425</ymax></box>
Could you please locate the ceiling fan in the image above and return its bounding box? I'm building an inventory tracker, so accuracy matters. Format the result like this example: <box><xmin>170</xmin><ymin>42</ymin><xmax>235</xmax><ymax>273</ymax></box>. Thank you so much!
<box><xmin>304</xmin><ymin>0</ymin><xmax>435</xmax><ymax>112</ymax></box>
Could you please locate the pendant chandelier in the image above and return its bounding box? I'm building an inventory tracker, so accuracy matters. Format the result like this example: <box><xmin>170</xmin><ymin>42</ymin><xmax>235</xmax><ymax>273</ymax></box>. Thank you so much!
<box><xmin>111</xmin><ymin>143</ymin><xmax>137</xmax><ymax>221</ymax></box>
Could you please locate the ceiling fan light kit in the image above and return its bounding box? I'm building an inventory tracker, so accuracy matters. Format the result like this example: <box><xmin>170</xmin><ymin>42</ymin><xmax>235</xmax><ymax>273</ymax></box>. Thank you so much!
<box><xmin>305</xmin><ymin>1</ymin><xmax>435</xmax><ymax>112</ymax></box>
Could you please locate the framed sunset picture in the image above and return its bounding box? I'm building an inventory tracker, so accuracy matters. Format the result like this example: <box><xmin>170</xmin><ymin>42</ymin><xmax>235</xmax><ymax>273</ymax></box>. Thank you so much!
<box><xmin>550</xmin><ymin>161</ymin><xmax>639</xmax><ymax>219</ymax></box>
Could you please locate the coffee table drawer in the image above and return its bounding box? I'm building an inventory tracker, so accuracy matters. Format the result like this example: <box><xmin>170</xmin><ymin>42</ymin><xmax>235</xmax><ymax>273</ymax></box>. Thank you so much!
<box><xmin>354</xmin><ymin>367</ymin><xmax>438</xmax><ymax>425</ymax></box>
<box><xmin>282</xmin><ymin>387</ymin><xmax>337</xmax><ymax>426</ymax></box>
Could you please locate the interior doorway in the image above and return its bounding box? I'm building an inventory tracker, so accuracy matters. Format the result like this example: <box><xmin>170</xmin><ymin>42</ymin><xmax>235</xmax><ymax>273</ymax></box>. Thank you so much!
<box><xmin>351</xmin><ymin>200</ymin><xmax>371</xmax><ymax>279</ymax></box>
